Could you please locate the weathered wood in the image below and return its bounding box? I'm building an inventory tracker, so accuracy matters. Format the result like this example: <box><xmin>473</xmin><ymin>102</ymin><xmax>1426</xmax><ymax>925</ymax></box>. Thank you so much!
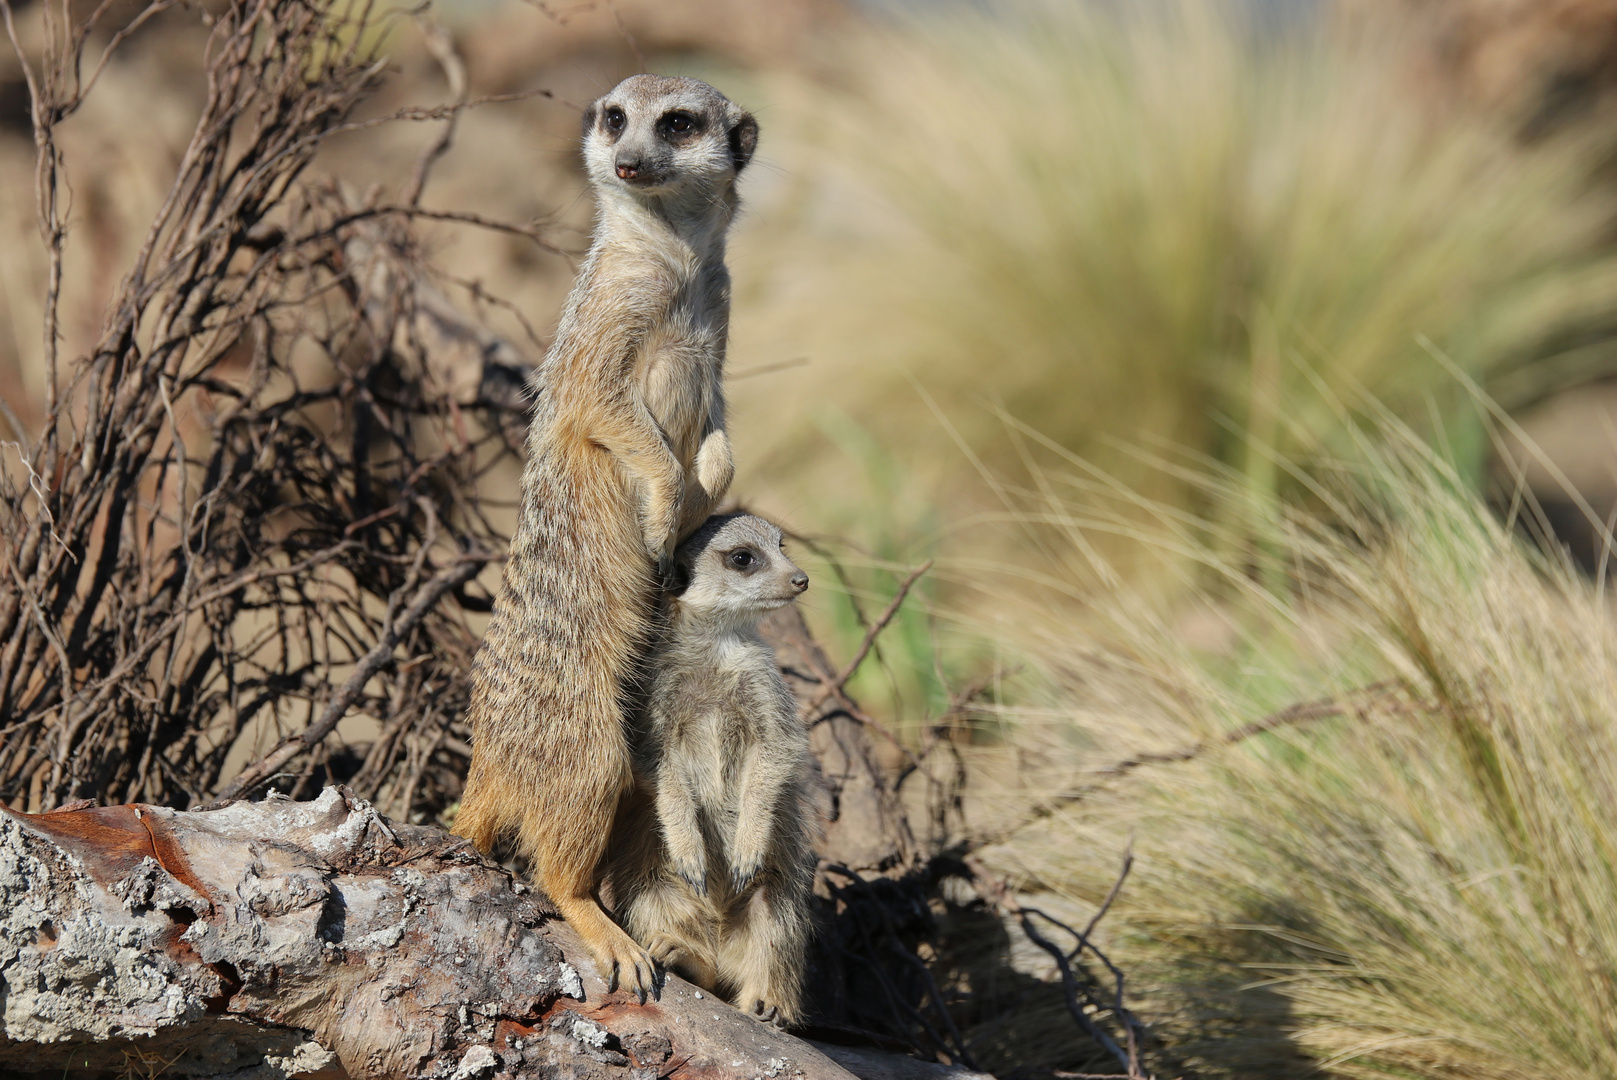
<box><xmin>0</xmin><ymin>787</ymin><xmax>864</xmax><ymax>1080</ymax></box>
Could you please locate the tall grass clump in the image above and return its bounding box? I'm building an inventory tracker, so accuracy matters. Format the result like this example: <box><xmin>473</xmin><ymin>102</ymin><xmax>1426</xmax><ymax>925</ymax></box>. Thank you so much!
<box><xmin>730</xmin><ymin>1</ymin><xmax>1617</xmax><ymax>554</ymax></box>
<box><xmin>974</xmin><ymin>422</ymin><xmax>1617</xmax><ymax>1078</ymax></box>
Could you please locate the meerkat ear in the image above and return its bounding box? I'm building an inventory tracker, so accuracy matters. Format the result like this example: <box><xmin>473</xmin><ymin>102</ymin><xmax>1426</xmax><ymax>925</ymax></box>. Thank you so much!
<box><xmin>580</xmin><ymin>102</ymin><xmax>598</xmax><ymax>140</ymax></box>
<box><xmin>667</xmin><ymin>558</ymin><xmax>694</xmax><ymax>596</ymax></box>
<box><xmin>728</xmin><ymin>112</ymin><xmax>759</xmax><ymax>174</ymax></box>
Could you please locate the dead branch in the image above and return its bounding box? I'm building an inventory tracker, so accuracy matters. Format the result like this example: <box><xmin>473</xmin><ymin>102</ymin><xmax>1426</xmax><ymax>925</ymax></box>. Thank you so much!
<box><xmin>803</xmin><ymin>561</ymin><xmax>934</xmax><ymax>717</ymax></box>
<box><xmin>402</xmin><ymin>16</ymin><xmax>469</xmax><ymax>209</ymax></box>
<box><xmin>967</xmin><ymin>854</ymin><xmax>1156</xmax><ymax>1080</ymax></box>
<box><xmin>215</xmin><ymin>553</ymin><xmax>490</xmax><ymax>803</ymax></box>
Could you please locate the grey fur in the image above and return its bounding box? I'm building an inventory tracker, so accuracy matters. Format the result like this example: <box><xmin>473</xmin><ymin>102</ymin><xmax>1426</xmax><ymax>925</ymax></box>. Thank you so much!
<box><xmin>609</xmin><ymin>514</ymin><xmax>817</xmax><ymax>1025</ymax></box>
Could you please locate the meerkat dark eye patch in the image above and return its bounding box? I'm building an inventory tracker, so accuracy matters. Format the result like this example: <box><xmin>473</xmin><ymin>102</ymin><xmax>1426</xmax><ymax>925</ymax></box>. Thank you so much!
<box><xmin>656</xmin><ymin>111</ymin><xmax>702</xmax><ymax>139</ymax></box>
<box><xmin>604</xmin><ymin>106</ymin><xmax>627</xmax><ymax>136</ymax></box>
<box><xmin>725</xmin><ymin>548</ymin><xmax>757</xmax><ymax>571</ymax></box>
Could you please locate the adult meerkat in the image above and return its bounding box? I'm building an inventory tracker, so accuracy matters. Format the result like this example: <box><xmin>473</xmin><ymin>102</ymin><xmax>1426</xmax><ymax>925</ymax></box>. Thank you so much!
<box><xmin>608</xmin><ymin>514</ymin><xmax>817</xmax><ymax>1025</ymax></box>
<box><xmin>454</xmin><ymin>76</ymin><xmax>758</xmax><ymax>998</ymax></box>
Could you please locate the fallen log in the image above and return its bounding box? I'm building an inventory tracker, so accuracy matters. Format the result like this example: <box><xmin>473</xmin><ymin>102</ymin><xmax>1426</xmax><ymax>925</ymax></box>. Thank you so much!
<box><xmin>0</xmin><ymin>787</ymin><xmax>900</xmax><ymax>1080</ymax></box>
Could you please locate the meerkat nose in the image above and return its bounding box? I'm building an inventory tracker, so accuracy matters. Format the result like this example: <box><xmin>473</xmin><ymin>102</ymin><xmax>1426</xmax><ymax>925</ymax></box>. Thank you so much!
<box><xmin>789</xmin><ymin>572</ymin><xmax>808</xmax><ymax>593</ymax></box>
<box><xmin>615</xmin><ymin>161</ymin><xmax>640</xmax><ymax>180</ymax></box>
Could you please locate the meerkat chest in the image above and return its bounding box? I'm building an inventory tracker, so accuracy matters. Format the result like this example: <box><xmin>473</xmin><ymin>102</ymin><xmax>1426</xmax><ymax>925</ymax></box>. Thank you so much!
<box><xmin>655</xmin><ymin>641</ymin><xmax>772</xmax><ymax>741</ymax></box>
<box><xmin>637</xmin><ymin>276</ymin><xmax>729</xmax><ymax>456</ymax></box>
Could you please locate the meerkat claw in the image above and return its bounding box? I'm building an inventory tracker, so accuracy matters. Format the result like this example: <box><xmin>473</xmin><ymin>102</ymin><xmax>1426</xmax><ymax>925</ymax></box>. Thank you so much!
<box><xmin>675</xmin><ymin>862</ymin><xmax>707</xmax><ymax>896</ymax></box>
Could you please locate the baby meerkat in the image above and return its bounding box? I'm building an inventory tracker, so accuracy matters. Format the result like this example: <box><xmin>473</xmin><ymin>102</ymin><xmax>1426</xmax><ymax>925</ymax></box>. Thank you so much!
<box><xmin>454</xmin><ymin>76</ymin><xmax>758</xmax><ymax>999</ymax></box>
<box><xmin>608</xmin><ymin>514</ymin><xmax>817</xmax><ymax>1025</ymax></box>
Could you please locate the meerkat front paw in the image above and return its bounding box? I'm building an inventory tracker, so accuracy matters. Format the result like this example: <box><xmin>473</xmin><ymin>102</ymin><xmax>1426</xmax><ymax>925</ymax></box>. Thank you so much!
<box><xmin>695</xmin><ymin>429</ymin><xmax>733</xmax><ymax>500</ymax></box>
<box><xmin>642</xmin><ymin>523</ymin><xmax>678</xmax><ymax>566</ymax></box>
<box><xmin>639</xmin><ymin>488</ymin><xmax>682</xmax><ymax>566</ymax></box>
<box><xmin>672</xmin><ymin>858</ymin><xmax>708</xmax><ymax>896</ymax></box>
<box><xmin>727</xmin><ymin>830</ymin><xmax>768</xmax><ymax>894</ymax></box>
<box><xmin>729</xmin><ymin>857</ymin><xmax>762</xmax><ymax>896</ymax></box>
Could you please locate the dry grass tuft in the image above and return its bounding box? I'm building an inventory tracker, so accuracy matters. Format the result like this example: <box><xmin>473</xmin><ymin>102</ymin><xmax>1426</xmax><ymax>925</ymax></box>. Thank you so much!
<box><xmin>973</xmin><ymin>417</ymin><xmax>1617</xmax><ymax>1077</ymax></box>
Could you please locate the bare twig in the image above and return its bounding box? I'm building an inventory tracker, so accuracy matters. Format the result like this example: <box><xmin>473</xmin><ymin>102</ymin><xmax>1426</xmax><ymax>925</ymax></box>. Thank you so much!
<box><xmin>401</xmin><ymin>17</ymin><xmax>468</xmax><ymax>208</ymax></box>
<box><xmin>803</xmin><ymin>560</ymin><xmax>933</xmax><ymax>715</ymax></box>
<box><xmin>969</xmin><ymin>854</ymin><xmax>1156</xmax><ymax>1080</ymax></box>
<box><xmin>215</xmin><ymin>555</ymin><xmax>487</xmax><ymax>803</ymax></box>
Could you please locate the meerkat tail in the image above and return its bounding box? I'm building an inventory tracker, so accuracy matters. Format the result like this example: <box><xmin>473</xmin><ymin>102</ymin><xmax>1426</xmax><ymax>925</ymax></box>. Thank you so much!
<box><xmin>451</xmin><ymin>766</ymin><xmax>503</xmax><ymax>853</ymax></box>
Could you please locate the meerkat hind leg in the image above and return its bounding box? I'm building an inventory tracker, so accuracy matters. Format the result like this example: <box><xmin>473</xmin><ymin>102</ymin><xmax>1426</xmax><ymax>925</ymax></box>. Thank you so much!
<box><xmin>721</xmin><ymin>883</ymin><xmax>805</xmax><ymax>1026</ymax></box>
<box><xmin>523</xmin><ymin>808</ymin><xmax>658</xmax><ymax>1001</ymax></box>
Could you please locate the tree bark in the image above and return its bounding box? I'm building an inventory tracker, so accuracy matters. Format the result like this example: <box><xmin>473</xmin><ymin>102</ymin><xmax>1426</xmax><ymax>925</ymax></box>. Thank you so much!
<box><xmin>0</xmin><ymin>787</ymin><xmax>904</xmax><ymax>1080</ymax></box>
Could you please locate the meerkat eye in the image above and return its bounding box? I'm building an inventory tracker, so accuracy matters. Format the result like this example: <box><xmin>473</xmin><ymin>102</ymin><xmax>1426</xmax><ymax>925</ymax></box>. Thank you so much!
<box><xmin>658</xmin><ymin>111</ymin><xmax>700</xmax><ymax>138</ymax></box>
<box><xmin>604</xmin><ymin>106</ymin><xmax>626</xmax><ymax>132</ymax></box>
<box><xmin>727</xmin><ymin>549</ymin><xmax>754</xmax><ymax>571</ymax></box>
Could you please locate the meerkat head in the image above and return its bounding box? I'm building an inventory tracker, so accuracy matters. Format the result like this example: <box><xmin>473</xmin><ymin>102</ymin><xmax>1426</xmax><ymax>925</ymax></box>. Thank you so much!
<box><xmin>580</xmin><ymin>75</ymin><xmax>758</xmax><ymax>207</ymax></box>
<box><xmin>669</xmin><ymin>514</ymin><xmax>808</xmax><ymax>629</ymax></box>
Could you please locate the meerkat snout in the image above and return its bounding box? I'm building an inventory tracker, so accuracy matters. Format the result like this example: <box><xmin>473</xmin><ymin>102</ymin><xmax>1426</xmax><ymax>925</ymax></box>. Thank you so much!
<box><xmin>582</xmin><ymin>75</ymin><xmax>759</xmax><ymax>199</ymax></box>
<box><xmin>672</xmin><ymin>514</ymin><xmax>808</xmax><ymax>622</ymax></box>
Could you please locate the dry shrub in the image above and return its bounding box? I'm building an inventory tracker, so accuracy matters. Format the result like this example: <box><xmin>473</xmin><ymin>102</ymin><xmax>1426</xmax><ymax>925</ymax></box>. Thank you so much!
<box><xmin>0</xmin><ymin>0</ymin><xmax>540</xmax><ymax>815</ymax></box>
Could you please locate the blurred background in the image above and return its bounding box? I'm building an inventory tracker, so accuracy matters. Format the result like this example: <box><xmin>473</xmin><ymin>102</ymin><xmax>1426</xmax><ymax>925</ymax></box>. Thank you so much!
<box><xmin>7</xmin><ymin>0</ymin><xmax>1617</xmax><ymax>721</ymax></box>
<box><xmin>8</xmin><ymin>1</ymin><xmax>1617</xmax><ymax>1075</ymax></box>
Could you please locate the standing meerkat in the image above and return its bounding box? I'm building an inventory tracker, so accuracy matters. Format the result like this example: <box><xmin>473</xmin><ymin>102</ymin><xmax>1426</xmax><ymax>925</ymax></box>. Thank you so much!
<box><xmin>607</xmin><ymin>514</ymin><xmax>818</xmax><ymax>1025</ymax></box>
<box><xmin>454</xmin><ymin>75</ymin><xmax>758</xmax><ymax>998</ymax></box>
